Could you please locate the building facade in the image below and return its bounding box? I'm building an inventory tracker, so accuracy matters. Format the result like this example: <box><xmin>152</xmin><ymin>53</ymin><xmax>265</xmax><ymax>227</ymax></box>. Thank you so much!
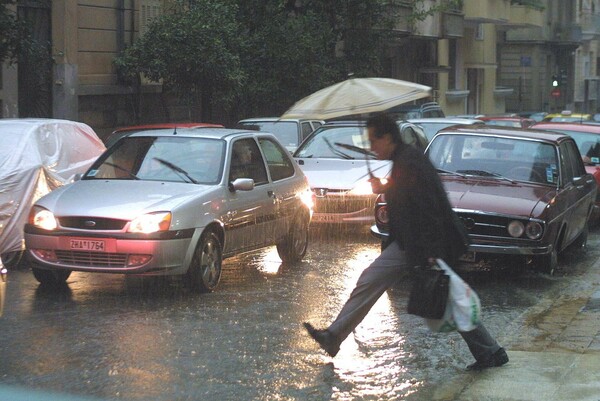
<box><xmin>2</xmin><ymin>0</ymin><xmax>591</xmax><ymax>137</ymax></box>
<box><xmin>498</xmin><ymin>0</ymin><xmax>600</xmax><ymax>114</ymax></box>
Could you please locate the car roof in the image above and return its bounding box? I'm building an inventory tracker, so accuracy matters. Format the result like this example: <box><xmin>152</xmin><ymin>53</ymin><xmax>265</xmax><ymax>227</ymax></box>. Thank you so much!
<box><xmin>238</xmin><ymin>117</ymin><xmax>321</xmax><ymax>123</ymax></box>
<box><xmin>532</xmin><ymin>122</ymin><xmax>600</xmax><ymax>133</ymax></box>
<box><xmin>112</xmin><ymin>122</ymin><xmax>222</xmax><ymax>133</ymax></box>
<box><xmin>479</xmin><ymin>116</ymin><xmax>527</xmax><ymax>120</ymax></box>
<box><xmin>407</xmin><ymin>117</ymin><xmax>483</xmax><ymax>124</ymax></box>
<box><xmin>436</xmin><ymin>125</ymin><xmax>571</xmax><ymax>143</ymax></box>
<box><xmin>123</xmin><ymin>127</ymin><xmax>272</xmax><ymax>141</ymax></box>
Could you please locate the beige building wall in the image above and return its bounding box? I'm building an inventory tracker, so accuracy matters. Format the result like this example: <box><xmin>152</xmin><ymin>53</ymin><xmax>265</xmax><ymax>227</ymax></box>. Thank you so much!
<box><xmin>1</xmin><ymin>0</ymin><xmax>557</xmax><ymax>127</ymax></box>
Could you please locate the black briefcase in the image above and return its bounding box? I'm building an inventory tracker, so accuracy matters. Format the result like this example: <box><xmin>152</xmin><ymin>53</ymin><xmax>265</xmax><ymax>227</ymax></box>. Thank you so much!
<box><xmin>407</xmin><ymin>265</ymin><xmax>450</xmax><ymax>319</ymax></box>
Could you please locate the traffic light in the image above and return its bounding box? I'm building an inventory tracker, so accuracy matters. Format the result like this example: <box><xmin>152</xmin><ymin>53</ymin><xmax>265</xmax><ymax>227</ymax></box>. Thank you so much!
<box><xmin>552</xmin><ymin>75</ymin><xmax>559</xmax><ymax>87</ymax></box>
<box><xmin>559</xmin><ymin>70</ymin><xmax>567</xmax><ymax>87</ymax></box>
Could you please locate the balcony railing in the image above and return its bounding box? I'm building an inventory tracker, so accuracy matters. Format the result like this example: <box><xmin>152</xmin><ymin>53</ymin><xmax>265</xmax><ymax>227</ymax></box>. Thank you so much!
<box><xmin>506</xmin><ymin>4</ymin><xmax>544</xmax><ymax>28</ymax></box>
<box><xmin>463</xmin><ymin>0</ymin><xmax>510</xmax><ymax>23</ymax></box>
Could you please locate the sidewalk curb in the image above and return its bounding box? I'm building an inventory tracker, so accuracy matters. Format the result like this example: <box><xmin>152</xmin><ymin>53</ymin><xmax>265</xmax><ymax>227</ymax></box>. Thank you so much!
<box><xmin>437</xmin><ymin>256</ymin><xmax>600</xmax><ymax>401</ymax></box>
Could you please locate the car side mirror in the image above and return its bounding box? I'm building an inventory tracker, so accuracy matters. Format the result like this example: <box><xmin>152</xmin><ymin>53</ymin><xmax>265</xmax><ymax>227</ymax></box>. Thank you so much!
<box><xmin>572</xmin><ymin>176</ymin><xmax>588</xmax><ymax>186</ymax></box>
<box><xmin>72</xmin><ymin>173</ymin><xmax>84</xmax><ymax>182</ymax></box>
<box><xmin>229</xmin><ymin>178</ymin><xmax>254</xmax><ymax>192</ymax></box>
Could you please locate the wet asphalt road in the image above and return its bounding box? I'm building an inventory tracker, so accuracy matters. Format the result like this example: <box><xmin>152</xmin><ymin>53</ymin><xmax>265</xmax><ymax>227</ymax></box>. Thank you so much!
<box><xmin>1</xmin><ymin>225</ymin><xmax>598</xmax><ymax>401</ymax></box>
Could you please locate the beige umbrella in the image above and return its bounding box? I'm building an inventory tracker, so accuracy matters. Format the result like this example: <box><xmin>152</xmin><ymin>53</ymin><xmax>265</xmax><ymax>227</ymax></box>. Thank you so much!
<box><xmin>281</xmin><ymin>77</ymin><xmax>432</xmax><ymax>120</ymax></box>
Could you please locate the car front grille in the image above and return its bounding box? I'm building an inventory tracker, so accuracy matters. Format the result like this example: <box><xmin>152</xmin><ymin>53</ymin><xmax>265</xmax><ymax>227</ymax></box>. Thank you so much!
<box><xmin>313</xmin><ymin>193</ymin><xmax>374</xmax><ymax>214</ymax></box>
<box><xmin>58</xmin><ymin>217</ymin><xmax>128</xmax><ymax>230</ymax></box>
<box><xmin>374</xmin><ymin>205</ymin><xmax>540</xmax><ymax>240</ymax></box>
<box><xmin>55</xmin><ymin>250</ymin><xmax>127</xmax><ymax>268</ymax></box>
<box><xmin>456</xmin><ymin>212</ymin><xmax>528</xmax><ymax>238</ymax></box>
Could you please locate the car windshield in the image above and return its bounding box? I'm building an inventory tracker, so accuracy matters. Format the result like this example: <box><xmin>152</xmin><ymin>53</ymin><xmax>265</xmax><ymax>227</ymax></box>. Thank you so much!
<box><xmin>427</xmin><ymin>134</ymin><xmax>559</xmax><ymax>185</ymax></box>
<box><xmin>85</xmin><ymin>136</ymin><xmax>225</xmax><ymax>184</ymax></box>
<box><xmin>294</xmin><ymin>126</ymin><xmax>373</xmax><ymax>159</ymax></box>
<box><xmin>548</xmin><ymin>129</ymin><xmax>600</xmax><ymax>166</ymax></box>
<box><xmin>239</xmin><ymin>121</ymin><xmax>298</xmax><ymax>148</ymax></box>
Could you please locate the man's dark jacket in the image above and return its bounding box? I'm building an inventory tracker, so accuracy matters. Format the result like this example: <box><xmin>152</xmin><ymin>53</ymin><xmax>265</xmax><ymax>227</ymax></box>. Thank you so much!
<box><xmin>384</xmin><ymin>143</ymin><xmax>469</xmax><ymax>267</ymax></box>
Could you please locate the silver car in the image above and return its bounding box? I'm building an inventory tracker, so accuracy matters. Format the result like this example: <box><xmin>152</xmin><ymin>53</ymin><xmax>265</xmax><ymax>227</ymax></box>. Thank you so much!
<box><xmin>293</xmin><ymin>120</ymin><xmax>427</xmax><ymax>225</ymax></box>
<box><xmin>407</xmin><ymin>117</ymin><xmax>484</xmax><ymax>141</ymax></box>
<box><xmin>24</xmin><ymin>128</ymin><xmax>313</xmax><ymax>292</ymax></box>
<box><xmin>237</xmin><ymin>117</ymin><xmax>324</xmax><ymax>153</ymax></box>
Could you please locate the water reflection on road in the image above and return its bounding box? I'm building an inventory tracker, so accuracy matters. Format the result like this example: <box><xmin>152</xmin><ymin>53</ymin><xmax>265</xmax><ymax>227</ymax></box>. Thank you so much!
<box><xmin>1</xmin><ymin>226</ymin><xmax>597</xmax><ymax>400</ymax></box>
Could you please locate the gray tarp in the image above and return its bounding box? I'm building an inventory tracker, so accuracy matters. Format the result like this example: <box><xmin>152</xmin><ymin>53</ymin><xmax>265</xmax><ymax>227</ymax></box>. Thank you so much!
<box><xmin>0</xmin><ymin>119</ymin><xmax>105</xmax><ymax>258</ymax></box>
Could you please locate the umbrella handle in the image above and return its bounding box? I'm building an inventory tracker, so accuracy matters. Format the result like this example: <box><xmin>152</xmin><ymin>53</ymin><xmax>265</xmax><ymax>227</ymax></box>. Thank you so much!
<box><xmin>366</xmin><ymin>155</ymin><xmax>375</xmax><ymax>179</ymax></box>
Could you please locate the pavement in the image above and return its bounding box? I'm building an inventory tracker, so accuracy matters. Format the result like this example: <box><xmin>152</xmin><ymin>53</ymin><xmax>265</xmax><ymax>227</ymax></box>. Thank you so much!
<box><xmin>1</xmin><ymin>256</ymin><xmax>598</xmax><ymax>401</ymax></box>
<box><xmin>433</xmin><ymin>258</ymin><xmax>600</xmax><ymax>401</ymax></box>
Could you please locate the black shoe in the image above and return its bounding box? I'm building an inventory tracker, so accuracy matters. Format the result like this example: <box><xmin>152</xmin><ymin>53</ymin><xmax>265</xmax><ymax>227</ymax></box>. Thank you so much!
<box><xmin>466</xmin><ymin>347</ymin><xmax>509</xmax><ymax>371</ymax></box>
<box><xmin>303</xmin><ymin>322</ymin><xmax>340</xmax><ymax>357</ymax></box>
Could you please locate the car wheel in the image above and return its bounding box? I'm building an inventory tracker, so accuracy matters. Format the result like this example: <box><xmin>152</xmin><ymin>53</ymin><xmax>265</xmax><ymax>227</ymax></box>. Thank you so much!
<box><xmin>31</xmin><ymin>267</ymin><xmax>72</xmax><ymax>285</ymax></box>
<box><xmin>1</xmin><ymin>251</ymin><xmax>23</xmax><ymax>268</ymax></box>
<box><xmin>186</xmin><ymin>231</ymin><xmax>222</xmax><ymax>293</ymax></box>
<box><xmin>533</xmin><ymin>248</ymin><xmax>558</xmax><ymax>276</ymax></box>
<box><xmin>276</xmin><ymin>210</ymin><xmax>309</xmax><ymax>264</ymax></box>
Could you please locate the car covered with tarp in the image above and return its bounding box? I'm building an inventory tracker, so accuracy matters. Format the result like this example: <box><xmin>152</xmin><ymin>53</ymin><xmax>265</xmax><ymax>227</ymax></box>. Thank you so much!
<box><xmin>0</xmin><ymin>119</ymin><xmax>105</xmax><ymax>267</ymax></box>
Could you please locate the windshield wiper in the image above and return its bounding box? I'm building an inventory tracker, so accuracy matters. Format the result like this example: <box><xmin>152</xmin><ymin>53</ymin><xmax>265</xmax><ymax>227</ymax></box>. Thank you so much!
<box><xmin>323</xmin><ymin>138</ymin><xmax>354</xmax><ymax>159</ymax></box>
<box><xmin>103</xmin><ymin>162</ymin><xmax>139</xmax><ymax>180</ymax></box>
<box><xmin>153</xmin><ymin>157</ymin><xmax>199</xmax><ymax>184</ymax></box>
<box><xmin>333</xmin><ymin>142</ymin><xmax>377</xmax><ymax>159</ymax></box>
<box><xmin>436</xmin><ymin>168</ymin><xmax>466</xmax><ymax>177</ymax></box>
<box><xmin>456</xmin><ymin>169</ymin><xmax>516</xmax><ymax>184</ymax></box>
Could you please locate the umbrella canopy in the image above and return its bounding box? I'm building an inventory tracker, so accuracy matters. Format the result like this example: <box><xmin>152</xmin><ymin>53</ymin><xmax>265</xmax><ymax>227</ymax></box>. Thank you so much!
<box><xmin>281</xmin><ymin>77</ymin><xmax>432</xmax><ymax>120</ymax></box>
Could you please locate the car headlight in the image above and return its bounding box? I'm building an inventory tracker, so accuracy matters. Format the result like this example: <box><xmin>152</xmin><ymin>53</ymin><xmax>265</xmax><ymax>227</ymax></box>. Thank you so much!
<box><xmin>525</xmin><ymin>221</ymin><xmax>543</xmax><ymax>240</ymax></box>
<box><xmin>128</xmin><ymin>212</ymin><xmax>172</xmax><ymax>233</ymax></box>
<box><xmin>507</xmin><ymin>220</ymin><xmax>524</xmax><ymax>238</ymax></box>
<box><xmin>299</xmin><ymin>187</ymin><xmax>314</xmax><ymax>210</ymax></box>
<box><xmin>375</xmin><ymin>205</ymin><xmax>388</xmax><ymax>225</ymax></box>
<box><xmin>29</xmin><ymin>206</ymin><xmax>57</xmax><ymax>230</ymax></box>
<box><xmin>348</xmin><ymin>180</ymin><xmax>374</xmax><ymax>196</ymax></box>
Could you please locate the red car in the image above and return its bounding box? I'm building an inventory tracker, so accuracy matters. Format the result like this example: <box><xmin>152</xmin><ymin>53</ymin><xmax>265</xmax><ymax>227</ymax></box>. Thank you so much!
<box><xmin>479</xmin><ymin>115</ymin><xmax>536</xmax><ymax>128</ymax></box>
<box><xmin>532</xmin><ymin>122</ymin><xmax>600</xmax><ymax>220</ymax></box>
<box><xmin>371</xmin><ymin>125</ymin><xmax>596</xmax><ymax>275</ymax></box>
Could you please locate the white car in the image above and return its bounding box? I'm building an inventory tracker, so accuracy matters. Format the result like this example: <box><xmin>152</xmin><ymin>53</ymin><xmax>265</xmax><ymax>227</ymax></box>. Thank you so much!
<box><xmin>24</xmin><ymin>128</ymin><xmax>313</xmax><ymax>291</ymax></box>
<box><xmin>0</xmin><ymin>119</ymin><xmax>106</xmax><ymax>268</ymax></box>
<box><xmin>293</xmin><ymin>120</ymin><xmax>427</xmax><ymax>225</ymax></box>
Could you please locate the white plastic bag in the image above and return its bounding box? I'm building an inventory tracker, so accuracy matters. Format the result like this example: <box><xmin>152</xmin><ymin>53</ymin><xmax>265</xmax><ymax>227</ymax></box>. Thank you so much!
<box><xmin>425</xmin><ymin>258</ymin><xmax>481</xmax><ymax>333</ymax></box>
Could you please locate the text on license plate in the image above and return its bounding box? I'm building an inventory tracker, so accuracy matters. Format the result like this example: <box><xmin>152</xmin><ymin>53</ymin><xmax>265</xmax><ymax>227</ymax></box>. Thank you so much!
<box><xmin>70</xmin><ymin>239</ymin><xmax>106</xmax><ymax>251</ymax></box>
<box><xmin>312</xmin><ymin>214</ymin><xmax>338</xmax><ymax>222</ymax></box>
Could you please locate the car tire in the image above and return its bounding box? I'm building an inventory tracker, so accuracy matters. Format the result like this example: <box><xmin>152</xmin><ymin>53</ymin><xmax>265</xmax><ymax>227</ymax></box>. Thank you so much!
<box><xmin>1</xmin><ymin>251</ymin><xmax>24</xmax><ymax>268</ymax></box>
<box><xmin>533</xmin><ymin>248</ymin><xmax>558</xmax><ymax>276</ymax></box>
<box><xmin>31</xmin><ymin>267</ymin><xmax>72</xmax><ymax>286</ymax></box>
<box><xmin>185</xmin><ymin>231</ymin><xmax>222</xmax><ymax>293</ymax></box>
<box><xmin>276</xmin><ymin>210</ymin><xmax>309</xmax><ymax>264</ymax></box>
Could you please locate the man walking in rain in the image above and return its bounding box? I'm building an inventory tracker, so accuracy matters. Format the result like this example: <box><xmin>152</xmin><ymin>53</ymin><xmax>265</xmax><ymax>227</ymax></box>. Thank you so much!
<box><xmin>304</xmin><ymin>113</ymin><xmax>508</xmax><ymax>371</ymax></box>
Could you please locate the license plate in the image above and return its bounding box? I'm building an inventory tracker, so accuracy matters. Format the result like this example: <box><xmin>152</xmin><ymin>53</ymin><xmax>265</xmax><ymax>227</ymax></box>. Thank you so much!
<box><xmin>312</xmin><ymin>214</ymin><xmax>338</xmax><ymax>223</ymax></box>
<box><xmin>69</xmin><ymin>239</ymin><xmax>106</xmax><ymax>251</ymax></box>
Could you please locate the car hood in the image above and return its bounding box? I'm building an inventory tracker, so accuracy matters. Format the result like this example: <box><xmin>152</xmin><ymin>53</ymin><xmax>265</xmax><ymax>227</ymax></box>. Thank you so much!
<box><xmin>296</xmin><ymin>159</ymin><xmax>391</xmax><ymax>189</ymax></box>
<box><xmin>443</xmin><ymin>177</ymin><xmax>556</xmax><ymax>217</ymax></box>
<box><xmin>35</xmin><ymin>180</ymin><xmax>215</xmax><ymax>219</ymax></box>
